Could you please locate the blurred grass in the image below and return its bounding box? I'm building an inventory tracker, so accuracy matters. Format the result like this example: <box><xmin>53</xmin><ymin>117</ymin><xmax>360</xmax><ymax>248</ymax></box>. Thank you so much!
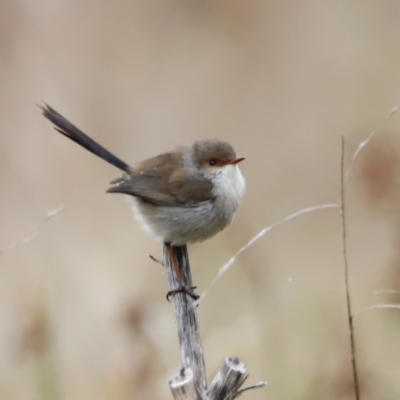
<box><xmin>2</xmin><ymin>1</ymin><xmax>400</xmax><ymax>399</ymax></box>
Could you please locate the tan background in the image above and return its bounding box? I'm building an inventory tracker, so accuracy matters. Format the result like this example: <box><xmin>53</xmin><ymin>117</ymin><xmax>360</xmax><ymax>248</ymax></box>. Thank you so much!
<box><xmin>1</xmin><ymin>1</ymin><xmax>400</xmax><ymax>399</ymax></box>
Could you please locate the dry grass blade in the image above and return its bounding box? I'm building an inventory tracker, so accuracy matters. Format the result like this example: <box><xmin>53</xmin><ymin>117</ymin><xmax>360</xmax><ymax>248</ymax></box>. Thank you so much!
<box><xmin>340</xmin><ymin>136</ymin><xmax>360</xmax><ymax>400</ymax></box>
<box><xmin>353</xmin><ymin>303</ymin><xmax>400</xmax><ymax>317</ymax></box>
<box><xmin>345</xmin><ymin>106</ymin><xmax>398</xmax><ymax>183</ymax></box>
<box><xmin>0</xmin><ymin>204</ymin><xmax>65</xmax><ymax>256</ymax></box>
<box><xmin>197</xmin><ymin>203</ymin><xmax>340</xmax><ymax>304</ymax></box>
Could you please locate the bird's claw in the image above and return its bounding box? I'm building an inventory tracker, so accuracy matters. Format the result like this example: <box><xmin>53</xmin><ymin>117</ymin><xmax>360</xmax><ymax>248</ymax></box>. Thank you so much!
<box><xmin>166</xmin><ymin>285</ymin><xmax>199</xmax><ymax>301</ymax></box>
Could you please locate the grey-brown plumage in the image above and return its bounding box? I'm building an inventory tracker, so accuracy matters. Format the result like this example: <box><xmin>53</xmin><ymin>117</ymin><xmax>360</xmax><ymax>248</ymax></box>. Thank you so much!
<box><xmin>107</xmin><ymin>151</ymin><xmax>214</xmax><ymax>206</ymax></box>
<box><xmin>40</xmin><ymin>104</ymin><xmax>245</xmax><ymax>244</ymax></box>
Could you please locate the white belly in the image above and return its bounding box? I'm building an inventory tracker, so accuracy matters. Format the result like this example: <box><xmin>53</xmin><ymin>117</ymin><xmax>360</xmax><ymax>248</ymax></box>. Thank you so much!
<box><xmin>131</xmin><ymin>165</ymin><xmax>245</xmax><ymax>245</ymax></box>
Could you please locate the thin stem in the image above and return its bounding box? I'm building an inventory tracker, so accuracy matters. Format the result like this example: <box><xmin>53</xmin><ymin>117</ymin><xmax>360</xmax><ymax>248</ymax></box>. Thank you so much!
<box><xmin>341</xmin><ymin>136</ymin><xmax>360</xmax><ymax>400</ymax></box>
<box><xmin>198</xmin><ymin>203</ymin><xmax>339</xmax><ymax>304</ymax></box>
<box><xmin>164</xmin><ymin>244</ymin><xmax>207</xmax><ymax>396</ymax></box>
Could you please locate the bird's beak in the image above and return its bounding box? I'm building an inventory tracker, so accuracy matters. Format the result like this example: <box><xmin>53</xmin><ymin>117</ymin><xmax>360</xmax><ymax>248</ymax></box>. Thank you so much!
<box><xmin>226</xmin><ymin>156</ymin><xmax>245</xmax><ymax>165</ymax></box>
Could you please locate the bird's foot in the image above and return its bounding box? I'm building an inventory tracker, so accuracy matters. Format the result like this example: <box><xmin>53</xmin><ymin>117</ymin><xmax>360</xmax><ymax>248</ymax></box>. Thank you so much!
<box><xmin>166</xmin><ymin>285</ymin><xmax>199</xmax><ymax>301</ymax></box>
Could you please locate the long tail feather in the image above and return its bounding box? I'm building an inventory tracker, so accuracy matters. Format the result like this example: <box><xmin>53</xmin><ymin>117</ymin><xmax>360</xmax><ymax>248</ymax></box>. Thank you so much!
<box><xmin>40</xmin><ymin>103</ymin><xmax>132</xmax><ymax>173</ymax></box>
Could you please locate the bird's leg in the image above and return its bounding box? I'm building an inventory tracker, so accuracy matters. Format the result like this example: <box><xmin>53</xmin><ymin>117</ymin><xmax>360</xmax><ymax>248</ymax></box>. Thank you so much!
<box><xmin>165</xmin><ymin>243</ymin><xmax>199</xmax><ymax>301</ymax></box>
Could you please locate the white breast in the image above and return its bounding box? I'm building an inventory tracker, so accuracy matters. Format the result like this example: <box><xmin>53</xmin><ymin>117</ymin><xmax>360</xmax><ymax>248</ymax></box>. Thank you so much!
<box><xmin>211</xmin><ymin>164</ymin><xmax>246</xmax><ymax>216</ymax></box>
<box><xmin>129</xmin><ymin>164</ymin><xmax>245</xmax><ymax>245</ymax></box>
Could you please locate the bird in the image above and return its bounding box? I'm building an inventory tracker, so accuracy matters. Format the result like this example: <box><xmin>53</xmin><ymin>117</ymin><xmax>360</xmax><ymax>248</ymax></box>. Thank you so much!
<box><xmin>40</xmin><ymin>104</ymin><xmax>245</xmax><ymax>298</ymax></box>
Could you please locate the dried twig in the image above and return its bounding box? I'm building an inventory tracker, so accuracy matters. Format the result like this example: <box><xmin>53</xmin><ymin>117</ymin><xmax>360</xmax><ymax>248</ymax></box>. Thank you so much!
<box><xmin>340</xmin><ymin>137</ymin><xmax>360</xmax><ymax>400</ymax></box>
<box><xmin>207</xmin><ymin>357</ymin><xmax>248</xmax><ymax>400</ymax></box>
<box><xmin>207</xmin><ymin>357</ymin><xmax>266</xmax><ymax>400</ymax></box>
<box><xmin>164</xmin><ymin>244</ymin><xmax>207</xmax><ymax>398</ymax></box>
<box><xmin>165</xmin><ymin>245</ymin><xmax>265</xmax><ymax>399</ymax></box>
<box><xmin>169</xmin><ymin>368</ymin><xmax>200</xmax><ymax>400</ymax></box>
<box><xmin>236</xmin><ymin>381</ymin><xmax>268</xmax><ymax>397</ymax></box>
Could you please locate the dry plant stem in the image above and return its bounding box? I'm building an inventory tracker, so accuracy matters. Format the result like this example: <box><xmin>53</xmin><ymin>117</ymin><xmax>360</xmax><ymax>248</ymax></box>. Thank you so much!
<box><xmin>170</xmin><ymin>368</ymin><xmax>200</xmax><ymax>400</ymax></box>
<box><xmin>164</xmin><ymin>244</ymin><xmax>207</xmax><ymax>397</ymax></box>
<box><xmin>341</xmin><ymin>136</ymin><xmax>360</xmax><ymax>400</ymax></box>
<box><xmin>206</xmin><ymin>358</ymin><xmax>265</xmax><ymax>400</ymax></box>
<box><xmin>164</xmin><ymin>245</ymin><xmax>264</xmax><ymax>399</ymax></box>
<box><xmin>206</xmin><ymin>357</ymin><xmax>249</xmax><ymax>400</ymax></box>
<box><xmin>236</xmin><ymin>381</ymin><xmax>267</xmax><ymax>396</ymax></box>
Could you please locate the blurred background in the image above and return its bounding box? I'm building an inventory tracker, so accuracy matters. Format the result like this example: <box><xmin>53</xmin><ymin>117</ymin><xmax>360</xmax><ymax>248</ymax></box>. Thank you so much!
<box><xmin>1</xmin><ymin>1</ymin><xmax>400</xmax><ymax>399</ymax></box>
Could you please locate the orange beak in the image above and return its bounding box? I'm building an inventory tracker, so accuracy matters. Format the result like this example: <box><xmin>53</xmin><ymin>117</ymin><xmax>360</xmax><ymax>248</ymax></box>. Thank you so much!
<box><xmin>226</xmin><ymin>156</ymin><xmax>245</xmax><ymax>165</ymax></box>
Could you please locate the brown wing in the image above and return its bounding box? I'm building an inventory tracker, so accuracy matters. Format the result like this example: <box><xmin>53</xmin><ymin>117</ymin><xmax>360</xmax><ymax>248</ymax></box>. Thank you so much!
<box><xmin>168</xmin><ymin>168</ymin><xmax>214</xmax><ymax>205</ymax></box>
<box><xmin>107</xmin><ymin>152</ymin><xmax>214</xmax><ymax>206</ymax></box>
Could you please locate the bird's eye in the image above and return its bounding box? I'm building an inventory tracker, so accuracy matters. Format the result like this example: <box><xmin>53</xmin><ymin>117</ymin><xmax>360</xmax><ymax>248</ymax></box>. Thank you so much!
<box><xmin>208</xmin><ymin>159</ymin><xmax>217</xmax><ymax>166</ymax></box>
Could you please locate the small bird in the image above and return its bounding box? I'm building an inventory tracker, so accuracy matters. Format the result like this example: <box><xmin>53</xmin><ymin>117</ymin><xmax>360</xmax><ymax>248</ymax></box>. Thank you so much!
<box><xmin>40</xmin><ymin>104</ymin><xmax>245</xmax><ymax>297</ymax></box>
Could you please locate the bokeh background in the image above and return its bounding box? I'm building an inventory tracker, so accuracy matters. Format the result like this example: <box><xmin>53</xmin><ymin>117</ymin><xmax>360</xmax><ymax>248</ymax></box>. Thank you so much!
<box><xmin>2</xmin><ymin>1</ymin><xmax>400</xmax><ymax>399</ymax></box>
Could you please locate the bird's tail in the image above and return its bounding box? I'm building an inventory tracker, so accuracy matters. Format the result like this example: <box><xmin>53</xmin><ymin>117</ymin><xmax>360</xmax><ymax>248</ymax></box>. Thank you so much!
<box><xmin>40</xmin><ymin>103</ymin><xmax>132</xmax><ymax>173</ymax></box>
